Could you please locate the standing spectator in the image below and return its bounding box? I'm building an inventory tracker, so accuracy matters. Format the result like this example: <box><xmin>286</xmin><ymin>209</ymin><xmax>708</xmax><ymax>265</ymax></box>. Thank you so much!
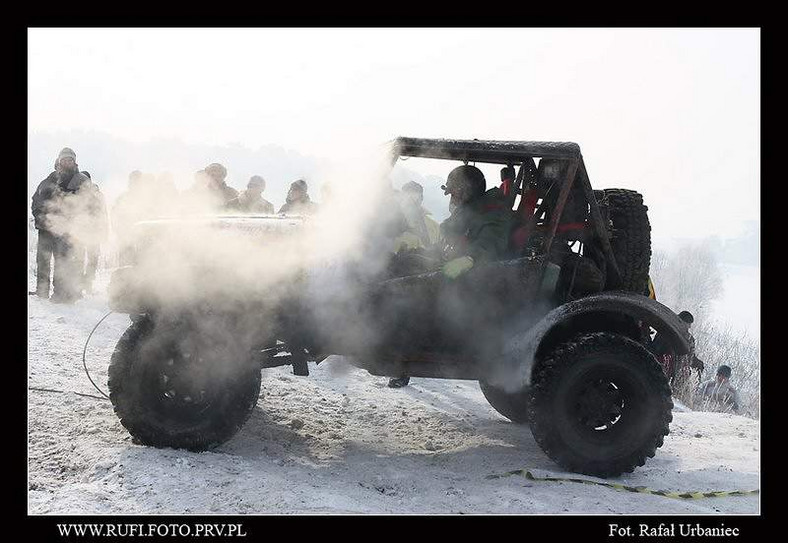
<box><xmin>30</xmin><ymin>163</ymin><xmax>59</xmax><ymax>299</ymax></box>
<box><xmin>204</xmin><ymin>162</ymin><xmax>239</xmax><ymax>209</ymax></box>
<box><xmin>696</xmin><ymin>365</ymin><xmax>742</xmax><ymax>413</ymax></box>
<box><xmin>180</xmin><ymin>164</ymin><xmax>238</xmax><ymax>213</ymax></box>
<box><xmin>30</xmin><ymin>147</ymin><xmax>93</xmax><ymax>303</ymax></box>
<box><xmin>78</xmin><ymin>171</ymin><xmax>109</xmax><ymax>295</ymax></box>
<box><xmin>228</xmin><ymin>175</ymin><xmax>275</xmax><ymax>214</ymax></box>
<box><xmin>278</xmin><ymin>179</ymin><xmax>319</xmax><ymax>215</ymax></box>
<box><xmin>650</xmin><ymin>310</ymin><xmax>704</xmax><ymax>384</ymax></box>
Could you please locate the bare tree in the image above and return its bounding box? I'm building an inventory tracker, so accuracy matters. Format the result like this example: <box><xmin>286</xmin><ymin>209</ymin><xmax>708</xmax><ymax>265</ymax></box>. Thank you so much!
<box><xmin>650</xmin><ymin>239</ymin><xmax>723</xmax><ymax>322</ymax></box>
<box><xmin>650</xmin><ymin>239</ymin><xmax>758</xmax><ymax>419</ymax></box>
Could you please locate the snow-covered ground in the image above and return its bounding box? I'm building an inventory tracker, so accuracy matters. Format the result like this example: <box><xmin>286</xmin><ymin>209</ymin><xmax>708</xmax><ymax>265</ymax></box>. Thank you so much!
<box><xmin>27</xmin><ymin>271</ymin><xmax>760</xmax><ymax>515</ymax></box>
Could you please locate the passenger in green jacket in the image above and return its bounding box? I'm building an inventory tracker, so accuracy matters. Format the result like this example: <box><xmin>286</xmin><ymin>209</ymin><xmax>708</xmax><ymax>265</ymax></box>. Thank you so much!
<box><xmin>439</xmin><ymin>165</ymin><xmax>513</xmax><ymax>279</ymax></box>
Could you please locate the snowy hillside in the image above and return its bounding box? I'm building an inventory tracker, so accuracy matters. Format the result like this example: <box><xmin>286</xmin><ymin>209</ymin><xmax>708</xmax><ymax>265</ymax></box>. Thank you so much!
<box><xmin>27</xmin><ymin>271</ymin><xmax>759</xmax><ymax>515</ymax></box>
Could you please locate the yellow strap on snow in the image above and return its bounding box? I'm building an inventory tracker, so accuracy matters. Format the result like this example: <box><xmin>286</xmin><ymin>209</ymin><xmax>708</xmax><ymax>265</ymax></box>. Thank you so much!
<box><xmin>486</xmin><ymin>469</ymin><xmax>759</xmax><ymax>500</ymax></box>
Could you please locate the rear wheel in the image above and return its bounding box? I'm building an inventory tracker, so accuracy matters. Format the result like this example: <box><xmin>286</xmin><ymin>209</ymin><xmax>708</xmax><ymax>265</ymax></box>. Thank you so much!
<box><xmin>108</xmin><ymin>316</ymin><xmax>261</xmax><ymax>451</ymax></box>
<box><xmin>479</xmin><ymin>381</ymin><xmax>530</xmax><ymax>424</ymax></box>
<box><xmin>528</xmin><ymin>332</ymin><xmax>672</xmax><ymax>477</ymax></box>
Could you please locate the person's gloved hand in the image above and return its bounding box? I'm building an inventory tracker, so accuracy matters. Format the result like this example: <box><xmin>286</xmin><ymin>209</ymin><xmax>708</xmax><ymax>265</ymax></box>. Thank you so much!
<box><xmin>394</xmin><ymin>232</ymin><xmax>423</xmax><ymax>253</ymax></box>
<box><xmin>691</xmin><ymin>355</ymin><xmax>705</xmax><ymax>375</ymax></box>
<box><xmin>442</xmin><ymin>255</ymin><xmax>474</xmax><ymax>279</ymax></box>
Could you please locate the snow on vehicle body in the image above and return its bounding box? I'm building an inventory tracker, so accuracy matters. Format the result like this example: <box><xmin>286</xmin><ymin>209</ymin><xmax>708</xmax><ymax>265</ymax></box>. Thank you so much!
<box><xmin>107</xmin><ymin>137</ymin><xmax>695</xmax><ymax>477</ymax></box>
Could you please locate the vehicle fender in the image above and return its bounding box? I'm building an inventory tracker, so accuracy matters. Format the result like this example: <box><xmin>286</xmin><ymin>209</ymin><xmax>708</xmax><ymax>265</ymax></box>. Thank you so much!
<box><xmin>486</xmin><ymin>291</ymin><xmax>693</xmax><ymax>391</ymax></box>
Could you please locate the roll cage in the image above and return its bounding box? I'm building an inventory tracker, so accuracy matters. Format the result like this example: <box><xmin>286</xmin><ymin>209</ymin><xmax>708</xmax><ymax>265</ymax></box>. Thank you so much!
<box><xmin>388</xmin><ymin>137</ymin><xmax>623</xmax><ymax>288</ymax></box>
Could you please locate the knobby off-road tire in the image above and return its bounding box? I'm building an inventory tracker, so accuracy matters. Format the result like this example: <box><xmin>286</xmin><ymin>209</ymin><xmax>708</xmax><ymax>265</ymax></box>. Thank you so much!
<box><xmin>603</xmin><ymin>189</ymin><xmax>651</xmax><ymax>293</ymax></box>
<box><xmin>108</xmin><ymin>317</ymin><xmax>262</xmax><ymax>451</ymax></box>
<box><xmin>528</xmin><ymin>332</ymin><xmax>672</xmax><ymax>477</ymax></box>
<box><xmin>479</xmin><ymin>381</ymin><xmax>531</xmax><ymax>424</ymax></box>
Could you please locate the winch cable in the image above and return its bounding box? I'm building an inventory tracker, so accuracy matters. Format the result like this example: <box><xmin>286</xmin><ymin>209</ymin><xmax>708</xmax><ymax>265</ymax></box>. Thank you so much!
<box><xmin>81</xmin><ymin>310</ymin><xmax>115</xmax><ymax>400</ymax></box>
<box><xmin>28</xmin><ymin>386</ymin><xmax>108</xmax><ymax>401</ymax></box>
<box><xmin>29</xmin><ymin>310</ymin><xmax>115</xmax><ymax>402</ymax></box>
<box><xmin>486</xmin><ymin>469</ymin><xmax>759</xmax><ymax>500</ymax></box>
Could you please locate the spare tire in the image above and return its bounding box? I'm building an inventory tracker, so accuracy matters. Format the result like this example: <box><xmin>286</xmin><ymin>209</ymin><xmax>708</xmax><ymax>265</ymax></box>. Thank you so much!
<box><xmin>602</xmin><ymin>189</ymin><xmax>651</xmax><ymax>293</ymax></box>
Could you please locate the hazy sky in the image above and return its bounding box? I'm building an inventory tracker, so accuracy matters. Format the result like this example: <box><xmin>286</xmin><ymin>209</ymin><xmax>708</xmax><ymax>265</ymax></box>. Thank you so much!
<box><xmin>28</xmin><ymin>27</ymin><xmax>760</xmax><ymax>242</ymax></box>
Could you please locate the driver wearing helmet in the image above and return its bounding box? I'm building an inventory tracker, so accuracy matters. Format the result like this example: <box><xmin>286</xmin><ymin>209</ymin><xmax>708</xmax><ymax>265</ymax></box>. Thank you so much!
<box><xmin>439</xmin><ymin>165</ymin><xmax>513</xmax><ymax>279</ymax></box>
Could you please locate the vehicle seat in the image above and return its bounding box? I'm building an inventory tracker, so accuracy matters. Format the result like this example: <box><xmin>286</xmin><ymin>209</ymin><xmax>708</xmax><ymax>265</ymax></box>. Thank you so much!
<box><xmin>509</xmin><ymin>183</ymin><xmax>541</xmax><ymax>255</ymax></box>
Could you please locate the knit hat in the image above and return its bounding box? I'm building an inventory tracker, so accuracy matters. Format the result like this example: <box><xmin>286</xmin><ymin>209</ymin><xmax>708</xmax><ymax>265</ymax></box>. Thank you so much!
<box><xmin>57</xmin><ymin>147</ymin><xmax>76</xmax><ymax>162</ymax></box>
<box><xmin>290</xmin><ymin>179</ymin><xmax>308</xmax><ymax>191</ymax></box>
<box><xmin>678</xmin><ymin>310</ymin><xmax>694</xmax><ymax>324</ymax></box>
<box><xmin>248</xmin><ymin>175</ymin><xmax>265</xmax><ymax>189</ymax></box>
<box><xmin>205</xmin><ymin>163</ymin><xmax>227</xmax><ymax>181</ymax></box>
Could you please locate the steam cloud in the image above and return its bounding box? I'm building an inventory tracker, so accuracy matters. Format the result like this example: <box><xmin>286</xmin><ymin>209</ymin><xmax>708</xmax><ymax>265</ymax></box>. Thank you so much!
<box><xmin>40</xmin><ymin>146</ymin><xmax>544</xmax><ymax>393</ymax></box>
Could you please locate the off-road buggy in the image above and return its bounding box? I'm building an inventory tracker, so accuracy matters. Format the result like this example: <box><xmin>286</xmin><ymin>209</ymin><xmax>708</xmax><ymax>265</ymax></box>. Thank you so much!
<box><xmin>107</xmin><ymin>138</ymin><xmax>694</xmax><ymax>477</ymax></box>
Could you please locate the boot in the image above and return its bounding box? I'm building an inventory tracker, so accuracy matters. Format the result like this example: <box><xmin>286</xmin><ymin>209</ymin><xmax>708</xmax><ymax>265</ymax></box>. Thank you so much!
<box><xmin>388</xmin><ymin>376</ymin><xmax>410</xmax><ymax>388</ymax></box>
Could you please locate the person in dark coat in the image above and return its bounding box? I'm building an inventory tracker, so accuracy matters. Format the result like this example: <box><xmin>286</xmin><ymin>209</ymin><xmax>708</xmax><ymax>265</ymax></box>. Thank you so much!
<box><xmin>30</xmin><ymin>147</ymin><xmax>93</xmax><ymax>303</ymax></box>
<box><xmin>180</xmin><ymin>164</ymin><xmax>239</xmax><ymax>214</ymax></box>
<box><xmin>31</xmin><ymin>164</ymin><xmax>59</xmax><ymax>299</ymax></box>
<box><xmin>696</xmin><ymin>365</ymin><xmax>742</xmax><ymax>413</ymax></box>
<box><xmin>650</xmin><ymin>310</ymin><xmax>704</xmax><ymax>383</ymax></box>
<box><xmin>228</xmin><ymin>175</ymin><xmax>275</xmax><ymax>214</ymax></box>
<box><xmin>204</xmin><ymin>162</ymin><xmax>239</xmax><ymax>209</ymax></box>
<box><xmin>278</xmin><ymin>179</ymin><xmax>319</xmax><ymax>215</ymax></box>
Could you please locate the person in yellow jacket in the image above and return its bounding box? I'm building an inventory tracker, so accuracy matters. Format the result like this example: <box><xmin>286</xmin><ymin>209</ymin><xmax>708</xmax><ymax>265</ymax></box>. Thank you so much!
<box><xmin>387</xmin><ymin>171</ymin><xmax>513</xmax><ymax>387</ymax></box>
<box><xmin>392</xmin><ymin>180</ymin><xmax>441</xmax><ymax>252</ymax></box>
<box><xmin>388</xmin><ymin>180</ymin><xmax>441</xmax><ymax>388</ymax></box>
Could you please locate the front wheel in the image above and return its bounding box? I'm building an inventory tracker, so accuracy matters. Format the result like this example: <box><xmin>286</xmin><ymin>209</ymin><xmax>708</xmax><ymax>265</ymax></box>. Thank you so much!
<box><xmin>108</xmin><ymin>317</ymin><xmax>262</xmax><ymax>451</ymax></box>
<box><xmin>528</xmin><ymin>332</ymin><xmax>672</xmax><ymax>477</ymax></box>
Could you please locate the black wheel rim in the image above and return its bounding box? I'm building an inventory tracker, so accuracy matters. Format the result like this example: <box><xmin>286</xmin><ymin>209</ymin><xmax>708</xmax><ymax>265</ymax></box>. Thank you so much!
<box><xmin>558</xmin><ymin>360</ymin><xmax>650</xmax><ymax>445</ymax></box>
<box><xmin>574</xmin><ymin>378</ymin><xmax>624</xmax><ymax>431</ymax></box>
<box><xmin>139</xmin><ymin>345</ymin><xmax>219</xmax><ymax>427</ymax></box>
